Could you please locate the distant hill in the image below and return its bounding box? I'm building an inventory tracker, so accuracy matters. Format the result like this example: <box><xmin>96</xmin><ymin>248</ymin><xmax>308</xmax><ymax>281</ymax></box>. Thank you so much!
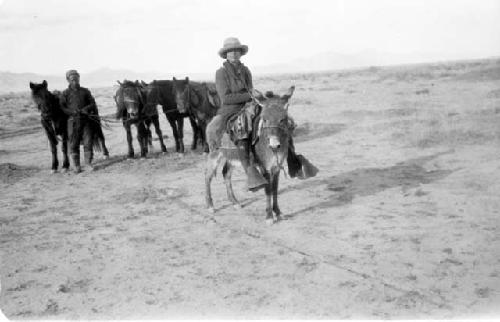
<box><xmin>251</xmin><ymin>49</ymin><xmax>490</xmax><ymax>75</ymax></box>
<box><xmin>2</xmin><ymin>52</ymin><xmax>498</xmax><ymax>94</ymax></box>
<box><xmin>0</xmin><ymin>68</ymin><xmax>212</xmax><ymax>94</ymax></box>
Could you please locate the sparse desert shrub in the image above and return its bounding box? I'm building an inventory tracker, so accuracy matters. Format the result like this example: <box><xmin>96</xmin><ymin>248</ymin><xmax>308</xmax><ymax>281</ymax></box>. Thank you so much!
<box><xmin>486</xmin><ymin>89</ymin><xmax>500</xmax><ymax>99</ymax></box>
<box><xmin>415</xmin><ymin>89</ymin><xmax>430</xmax><ymax>95</ymax></box>
<box><xmin>317</xmin><ymin>86</ymin><xmax>341</xmax><ymax>91</ymax></box>
<box><xmin>398</xmin><ymin>112</ymin><xmax>500</xmax><ymax>148</ymax></box>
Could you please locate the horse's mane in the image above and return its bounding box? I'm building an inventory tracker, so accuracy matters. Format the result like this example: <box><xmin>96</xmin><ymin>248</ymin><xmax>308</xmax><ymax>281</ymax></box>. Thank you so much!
<box><xmin>149</xmin><ymin>80</ymin><xmax>172</xmax><ymax>86</ymax></box>
<box><xmin>119</xmin><ymin>79</ymin><xmax>140</xmax><ymax>88</ymax></box>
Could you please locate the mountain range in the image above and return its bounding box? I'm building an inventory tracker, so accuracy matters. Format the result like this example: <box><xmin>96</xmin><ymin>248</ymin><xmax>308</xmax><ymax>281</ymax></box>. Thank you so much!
<box><xmin>1</xmin><ymin>50</ymin><xmax>496</xmax><ymax>94</ymax></box>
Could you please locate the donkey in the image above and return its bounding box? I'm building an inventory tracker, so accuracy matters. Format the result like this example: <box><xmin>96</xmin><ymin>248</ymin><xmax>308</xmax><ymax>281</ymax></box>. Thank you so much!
<box><xmin>29</xmin><ymin>80</ymin><xmax>70</xmax><ymax>173</ymax></box>
<box><xmin>205</xmin><ymin>86</ymin><xmax>295</xmax><ymax>225</ymax></box>
<box><xmin>143</xmin><ymin>78</ymin><xmax>200</xmax><ymax>153</ymax></box>
<box><xmin>172</xmin><ymin>78</ymin><xmax>220</xmax><ymax>153</ymax></box>
<box><xmin>115</xmin><ymin>80</ymin><xmax>167</xmax><ymax>158</ymax></box>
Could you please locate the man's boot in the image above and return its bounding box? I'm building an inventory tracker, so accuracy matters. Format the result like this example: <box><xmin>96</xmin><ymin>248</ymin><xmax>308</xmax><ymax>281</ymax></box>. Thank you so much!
<box><xmin>237</xmin><ymin>140</ymin><xmax>267</xmax><ymax>192</ymax></box>
<box><xmin>71</xmin><ymin>153</ymin><xmax>82</xmax><ymax>174</ymax></box>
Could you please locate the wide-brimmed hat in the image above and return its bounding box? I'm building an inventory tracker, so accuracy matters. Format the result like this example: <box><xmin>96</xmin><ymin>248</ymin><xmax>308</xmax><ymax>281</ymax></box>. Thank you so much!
<box><xmin>218</xmin><ymin>37</ymin><xmax>248</xmax><ymax>59</ymax></box>
<box><xmin>66</xmin><ymin>69</ymin><xmax>80</xmax><ymax>80</ymax></box>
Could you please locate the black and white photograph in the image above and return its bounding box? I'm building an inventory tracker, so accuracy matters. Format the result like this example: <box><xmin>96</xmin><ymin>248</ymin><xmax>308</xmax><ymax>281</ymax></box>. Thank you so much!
<box><xmin>0</xmin><ymin>0</ymin><xmax>499</xmax><ymax>319</ymax></box>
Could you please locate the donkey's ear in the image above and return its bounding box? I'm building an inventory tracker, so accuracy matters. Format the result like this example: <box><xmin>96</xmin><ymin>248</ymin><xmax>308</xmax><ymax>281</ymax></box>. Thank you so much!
<box><xmin>42</xmin><ymin>80</ymin><xmax>47</xmax><ymax>88</ymax></box>
<box><xmin>173</xmin><ymin>77</ymin><xmax>177</xmax><ymax>82</ymax></box>
<box><xmin>29</xmin><ymin>82</ymin><xmax>35</xmax><ymax>89</ymax></box>
<box><xmin>141</xmin><ymin>80</ymin><xmax>147</xmax><ymax>86</ymax></box>
<box><xmin>282</xmin><ymin>85</ymin><xmax>295</xmax><ymax>101</ymax></box>
<box><xmin>185</xmin><ymin>76</ymin><xmax>189</xmax><ymax>84</ymax></box>
<box><xmin>117</xmin><ymin>80</ymin><xmax>123</xmax><ymax>86</ymax></box>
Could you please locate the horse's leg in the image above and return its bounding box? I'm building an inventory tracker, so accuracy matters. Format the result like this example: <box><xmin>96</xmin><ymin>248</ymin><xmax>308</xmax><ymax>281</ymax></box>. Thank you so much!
<box><xmin>189</xmin><ymin>117</ymin><xmax>198</xmax><ymax>150</ymax></box>
<box><xmin>205</xmin><ymin>152</ymin><xmax>223</xmax><ymax>212</ymax></box>
<box><xmin>137</xmin><ymin>123</ymin><xmax>148</xmax><ymax>158</ymax></box>
<box><xmin>42</xmin><ymin>120</ymin><xmax>59</xmax><ymax>172</ymax></box>
<box><xmin>271</xmin><ymin>171</ymin><xmax>282</xmax><ymax>221</ymax></box>
<box><xmin>48</xmin><ymin>135</ymin><xmax>58</xmax><ymax>173</ymax></box>
<box><xmin>152</xmin><ymin>115</ymin><xmax>167</xmax><ymax>153</ymax></box>
<box><xmin>177</xmin><ymin>117</ymin><xmax>185</xmax><ymax>153</ymax></box>
<box><xmin>145</xmin><ymin>119</ymin><xmax>153</xmax><ymax>152</ymax></box>
<box><xmin>200</xmin><ymin>123</ymin><xmax>209</xmax><ymax>154</ymax></box>
<box><xmin>62</xmin><ymin>131</ymin><xmax>70</xmax><ymax>171</ymax></box>
<box><xmin>264</xmin><ymin>172</ymin><xmax>274</xmax><ymax>224</ymax></box>
<box><xmin>166</xmin><ymin>115</ymin><xmax>181</xmax><ymax>153</ymax></box>
<box><xmin>125</xmin><ymin>122</ymin><xmax>134</xmax><ymax>158</ymax></box>
<box><xmin>222</xmin><ymin>161</ymin><xmax>240</xmax><ymax>208</ymax></box>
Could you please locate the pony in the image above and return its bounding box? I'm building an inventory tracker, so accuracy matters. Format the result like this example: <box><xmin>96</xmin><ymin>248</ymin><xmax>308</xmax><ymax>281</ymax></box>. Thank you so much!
<box><xmin>29</xmin><ymin>80</ymin><xmax>69</xmax><ymax>173</ymax></box>
<box><xmin>115</xmin><ymin>80</ymin><xmax>167</xmax><ymax>158</ymax></box>
<box><xmin>205</xmin><ymin>86</ymin><xmax>295</xmax><ymax>225</ymax></box>
<box><xmin>142</xmin><ymin>78</ymin><xmax>200</xmax><ymax>153</ymax></box>
<box><xmin>171</xmin><ymin>79</ymin><xmax>220</xmax><ymax>153</ymax></box>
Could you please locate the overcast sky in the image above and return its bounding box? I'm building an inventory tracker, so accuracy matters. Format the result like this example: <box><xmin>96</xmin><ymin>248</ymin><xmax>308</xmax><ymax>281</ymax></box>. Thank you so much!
<box><xmin>0</xmin><ymin>0</ymin><xmax>499</xmax><ymax>75</ymax></box>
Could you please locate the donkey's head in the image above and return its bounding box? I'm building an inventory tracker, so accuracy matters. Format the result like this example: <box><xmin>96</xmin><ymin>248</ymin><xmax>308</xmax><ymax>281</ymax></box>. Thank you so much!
<box><xmin>116</xmin><ymin>80</ymin><xmax>144</xmax><ymax>120</ymax></box>
<box><xmin>257</xmin><ymin>86</ymin><xmax>295</xmax><ymax>151</ymax></box>
<box><xmin>29</xmin><ymin>80</ymin><xmax>54</xmax><ymax>115</ymax></box>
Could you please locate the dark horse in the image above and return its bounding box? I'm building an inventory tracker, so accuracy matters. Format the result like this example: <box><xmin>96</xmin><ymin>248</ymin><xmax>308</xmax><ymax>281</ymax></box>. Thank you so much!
<box><xmin>115</xmin><ymin>80</ymin><xmax>167</xmax><ymax>158</ymax></box>
<box><xmin>205</xmin><ymin>86</ymin><xmax>295</xmax><ymax>225</ymax></box>
<box><xmin>171</xmin><ymin>79</ymin><xmax>220</xmax><ymax>153</ymax></box>
<box><xmin>29</xmin><ymin>80</ymin><xmax>70</xmax><ymax>173</ymax></box>
<box><xmin>142</xmin><ymin>78</ymin><xmax>200</xmax><ymax>153</ymax></box>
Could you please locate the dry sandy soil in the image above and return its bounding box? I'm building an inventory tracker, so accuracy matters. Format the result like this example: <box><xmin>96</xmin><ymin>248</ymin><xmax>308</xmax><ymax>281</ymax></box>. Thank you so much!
<box><xmin>1</xmin><ymin>59</ymin><xmax>500</xmax><ymax>319</ymax></box>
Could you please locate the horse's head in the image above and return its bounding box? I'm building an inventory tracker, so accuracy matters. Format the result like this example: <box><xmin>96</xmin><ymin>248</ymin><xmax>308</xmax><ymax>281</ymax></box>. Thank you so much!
<box><xmin>116</xmin><ymin>80</ymin><xmax>144</xmax><ymax>120</ymax></box>
<box><xmin>172</xmin><ymin>77</ymin><xmax>193</xmax><ymax>112</ymax></box>
<box><xmin>142</xmin><ymin>80</ymin><xmax>161</xmax><ymax>108</ymax></box>
<box><xmin>29</xmin><ymin>80</ymin><xmax>53</xmax><ymax>115</ymax></box>
<box><xmin>257</xmin><ymin>86</ymin><xmax>295</xmax><ymax>151</ymax></box>
<box><xmin>204</xmin><ymin>83</ymin><xmax>221</xmax><ymax>109</ymax></box>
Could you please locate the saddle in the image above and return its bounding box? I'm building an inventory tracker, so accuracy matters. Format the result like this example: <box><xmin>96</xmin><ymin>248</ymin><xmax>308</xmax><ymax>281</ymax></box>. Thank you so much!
<box><xmin>223</xmin><ymin>102</ymin><xmax>261</xmax><ymax>148</ymax></box>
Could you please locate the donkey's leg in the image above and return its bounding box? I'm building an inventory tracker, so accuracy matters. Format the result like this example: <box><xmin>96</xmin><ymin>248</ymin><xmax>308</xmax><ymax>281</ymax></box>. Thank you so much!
<box><xmin>152</xmin><ymin>115</ymin><xmax>167</xmax><ymax>153</ymax></box>
<box><xmin>263</xmin><ymin>172</ymin><xmax>274</xmax><ymax>224</ymax></box>
<box><xmin>166</xmin><ymin>115</ymin><xmax>181</xmax><ymax>152</ymax></box>
<box><xmin>205</xmin><ymin>152</ymin><xmax>223</xmax><ymax>212</ymax></box>
<box><xmin>125</xmin><ymin>123</ymin><xmax>134</xmax><ymax>158</ymax></box>
<box><xmin>271</xmin><ymin>171</ymin><xmax>282</xmax><ymax>221</ymax></box>
<box><xmin>62</xmin><ymin>132</ymin><xmax>70</xmax><ymax>171</ymax></box>
<box><xmin>189</xmin><ymin>117</ymin><xmax>198</xmax><ymax>150</ymax></box>
<box><xmin>222</xmin><ymin>161</ymin><xmax>240</xmax><ymax>208</ymax></box>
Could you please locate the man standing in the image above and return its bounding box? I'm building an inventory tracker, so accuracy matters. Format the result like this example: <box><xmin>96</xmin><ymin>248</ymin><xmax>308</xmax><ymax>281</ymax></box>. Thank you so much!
<box><xmin>59</xmin><ymin>69</ymin><xmax>97</xmax><ymax>173</ymax></box>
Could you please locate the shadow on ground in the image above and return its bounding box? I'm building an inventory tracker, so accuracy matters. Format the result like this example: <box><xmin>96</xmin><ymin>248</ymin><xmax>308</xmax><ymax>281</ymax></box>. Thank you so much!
<box><xmin>293</xmin><ymin>122</ymin><xmax>346</xmax><ymax>143</ymax></box>
<box><xmin>219</xmin><ymin>151</ymin><xmax>454</xmax><ymax>218</ymax></box>
<box><xmin>282</xmin><ymin>151</ymin><xmax>455</xmax><ymax>219</ymax></box>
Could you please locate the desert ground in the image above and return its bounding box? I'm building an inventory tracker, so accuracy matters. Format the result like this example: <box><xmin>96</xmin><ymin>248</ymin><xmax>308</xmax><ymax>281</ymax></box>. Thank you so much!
<box><xmin>1</xmin><ymin>59</ymin><xmax>499</xmax><ymax>319</ymax></box>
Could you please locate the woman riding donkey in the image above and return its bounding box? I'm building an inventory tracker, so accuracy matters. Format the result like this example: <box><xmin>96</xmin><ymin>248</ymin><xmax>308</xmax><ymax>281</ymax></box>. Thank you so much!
<box><xmin>206</xmin><ymin>37</ymin><xmax>318</xmax><ymax>191</ymax></box>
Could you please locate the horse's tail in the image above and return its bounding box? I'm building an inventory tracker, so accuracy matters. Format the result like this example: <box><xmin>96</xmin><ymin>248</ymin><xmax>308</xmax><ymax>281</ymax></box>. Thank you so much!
<box><xmin>88</xmin><ymin>119</ymin><xmax>104</xmax><ymax>153</ymax></box>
